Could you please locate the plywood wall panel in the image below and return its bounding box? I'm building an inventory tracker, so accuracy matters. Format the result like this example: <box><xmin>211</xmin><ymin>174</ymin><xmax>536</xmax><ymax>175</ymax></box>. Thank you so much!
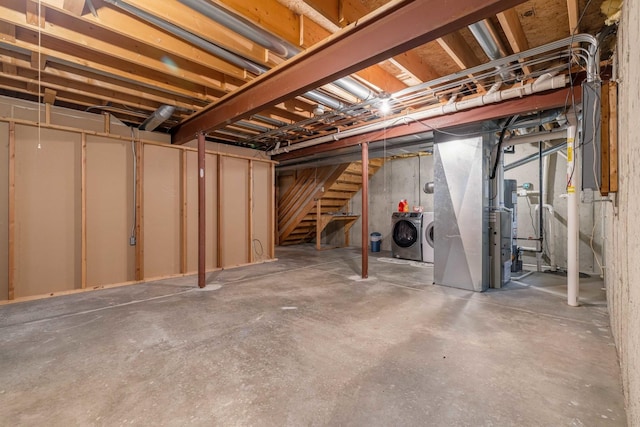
<box><xmin>86</xmin><ymin>136</ymin><xmax>135</xmax><ymax>286</ymax></box>
<box><xmin>252</xmin><ymin>162</ymin><xmax>272</xmax><ymax>262</ymax></box>
<box><xmin>205</xmin><ymin>153</ymin><xmax>218</xmax><ymax>270</ymax></box>
<box><xmin>186</xmin><ymin>151</ymin><xmax>198</xmax><ymax>273</ymax></box>
<box><xmin>143</xmin><ymin>145</ymin><xmax>181</xmax><ymax>278</ymax></box>
<box><xmin>0</xmin><ymin>122</ymin><xmax>9</xmax><ymax>300</ymax></box>
<box><xmin>14</xmin><ymin>126</ymin><xmax>81</xmax><ymax>297</ymax></box>
<box><xmin>220</xmin><ymin>157</ymin><xmax>249</xmax><ymax>267</ymax></box>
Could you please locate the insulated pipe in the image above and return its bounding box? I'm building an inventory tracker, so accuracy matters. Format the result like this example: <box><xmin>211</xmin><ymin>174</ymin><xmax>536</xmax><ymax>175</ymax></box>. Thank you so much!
<box><xmin>177</xmin><ymin>0</ymin><xmax>290</xmax><ymax>57</ymax></box>
<box><xmin>268</xmin><ymin>74</ymin><xmax>568</xmax><ymax>155</ymax></box>
<box><xmin>567</xmin><ymin>122</ymin><xmax>579</xmax><ymax>306</ymax></box>
<box><xmin>139</xmin><ymin>105</ymin><xmax>176</xmax><ymax>131</ymax></box>
<box><xmin>104</xmin><ymin>0</ymin><xmax>264</xmax><ymax>75</ymax></box>
<box><xmin>107</xmin><ymin>0</ymin><xmax>347</xmax><ymax>112</ymax></box>
<box><xmin>361</xmin><ymin>143</ymin><xmax>369</xmax><ymax>279</ymax></box>
<box><xmin>468</xmin><ymin>20</ymin><xmax>514</xmax><ymax>81</ymax></box>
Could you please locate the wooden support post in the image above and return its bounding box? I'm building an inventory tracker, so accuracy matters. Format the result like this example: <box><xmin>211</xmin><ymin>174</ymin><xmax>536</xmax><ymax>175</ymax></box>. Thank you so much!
<box><xmin>248</xmin><ymin>160</ymin><xmax>254</xmax><ymax>263</ymax></box>
<box><xmin>135</xmin><ymin>139</ymin><xmax>144</xmax><ymax>281</ymax></box>
<box><xmin>217</xmin><ymin>155</ymin><xmax>222</xmax><ymax>268</ymax></box>
<box><xmin>81</xmin><ymin>133</ymin><xmax>87</xmax><ymax>289</ymax></box>
<box><xmin>180</xmin><ymin>150</ymin><xmax>188</xmax><ymax>274</ymax></box>
<box><xmin>197</xmin><ymin>132</ymin><xmax>205</xmax><ymax>288</ymax></box>
<box><xmin>45</xmin><ymin>103</ymin><xmax>52</xmax><ymax>125</ymax></box>
<box><xmin>103</xmin><ymin>112</ymin><xmax>110</xmax><ymax>134</ymax></box>
<box><xmin>8</xmin><ymin>122</ymin><xmax>15</xmax><ymax>300</ymax></box>
<box><xmin>361</xmin><ymin>143</ymin><xmax>369</xmax><ymax>279</ymax></box>
<box><xmin>316</xmin><ymin>198</ymin><xmax>322</xmax><ymax>250</ymax></box>
<box><xmin>600</xmin><ymin>82</ymin><xmax>611</xmax><ymax>195</ymax></box>
<box><xmin>270</xmin><ymin>163</ymin><xmax>276</xmax><ymax>258</ymax></box>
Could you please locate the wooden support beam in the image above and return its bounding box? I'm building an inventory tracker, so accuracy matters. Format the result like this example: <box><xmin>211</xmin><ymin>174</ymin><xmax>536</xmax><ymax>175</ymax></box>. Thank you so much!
<box><xmin>497</xmin><ymin>8</ymin><xmax>532</xmax><ymax>75</ymax></box>
<box><xmin>45</xmin><ymin>103</ymin><xmax>51</xmax><ymax>124</ymax></box>
<box><xmin>30</xmin><ymin>52</ymin><xmax>47</xmax><ymax>70</ymax></box>
<box><xmin>40</xmin><ymin>0</ymin><xmax>86</xmax><ymax>16</ymax></box>
<box><xmin>180</xmin><ymin>150</ymin><xmax>188</xmax><ymax>274</ymax></box>
<box><xmin>361</xmin><ymin>143</ymin><xmax>368</xmax><ymax>279</ymax></box>
<box><xmin>43</xmin><ymin>87</ymin><xmax>56</xmax><ymax>104</ymax></box>
<box><xmin>0</xmin><ymin>21</ymin><xmax>16</xmax><ymax>42</ymax></box>
<box><xmin>600</xmin><ymin>81</ymin><xmax>610</xmax><ymax>195</ymax></box>
<box><xmin>1</xmin><ymin>63</ymin><xmax>18</xmax><ymax>76</ymax></box>
<box><xmin>135</xmin><ymin>139</ymin><xmax>144</xmax><ymax>281</ymax></box>
<box><xmin>103</xmin><ymin>112</ymin><xmax>110</xmax><ymax>134</ymax></box>
<box><xmin>26</xmin><ymin>1</ymin><xmax>46</xmax><ymax>28</ymax></box>
<box><xmin>567</xmin><ymin>0</ymin><xmax>579</xmax><ymax>34</ymax></box>
<box><xmin>8</xmin><ymin>122</ymin><xmax>15</xmax><ymax>300</ymax></box>
<box><xmin>437</xmin><ymin>33</ymin><xmax>482</xmax><ymax>69</ymax></box>
<box><xmin>81</xmin><ymin>132</ymin><xmax>87</xmax><ymax>289</ymax></box>
<box><xmin>197</xmin><ymin>132</ymin><xmax>205</xmax><ymax>288</ymax></box>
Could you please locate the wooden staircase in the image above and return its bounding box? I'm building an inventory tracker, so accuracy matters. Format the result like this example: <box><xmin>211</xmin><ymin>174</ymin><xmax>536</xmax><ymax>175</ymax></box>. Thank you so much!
<box><xmin>278</xmin><ymin>159</ymin><xmax>384</xmax><ymax>246</ymax></box>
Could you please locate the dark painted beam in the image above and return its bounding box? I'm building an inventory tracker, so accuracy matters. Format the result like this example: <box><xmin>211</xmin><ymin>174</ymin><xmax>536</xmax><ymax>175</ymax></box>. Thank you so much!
<box><xmin>274</xmin><ymin>85</ymin><xmax>582</xmax><ymax>161</ymax></box>
<box><xmin>172</xmin><ymin>0</ymin><xmax>527</xmax><ymax>145</ymax></box>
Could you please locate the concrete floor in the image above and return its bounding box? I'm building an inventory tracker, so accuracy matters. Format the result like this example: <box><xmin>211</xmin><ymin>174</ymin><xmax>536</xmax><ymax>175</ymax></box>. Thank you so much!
<box><xmin>0</xmin><ymin>245</ymin><xmax>626</xmax><ymax>426</ymax></box>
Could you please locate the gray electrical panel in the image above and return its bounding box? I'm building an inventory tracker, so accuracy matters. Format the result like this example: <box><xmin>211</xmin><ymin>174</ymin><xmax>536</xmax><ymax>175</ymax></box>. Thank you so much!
<box><xmin>582</xmin><ymin>81</ymin><xmax>601</xmax><ymax>190</ymax></box>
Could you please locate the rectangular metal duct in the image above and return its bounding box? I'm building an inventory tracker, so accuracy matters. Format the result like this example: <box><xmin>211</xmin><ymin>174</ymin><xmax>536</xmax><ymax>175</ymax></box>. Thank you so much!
<box><xmin>434</xmin><ymin>126</ymin><xmax>494</xmax><ymax>291</ymax></box>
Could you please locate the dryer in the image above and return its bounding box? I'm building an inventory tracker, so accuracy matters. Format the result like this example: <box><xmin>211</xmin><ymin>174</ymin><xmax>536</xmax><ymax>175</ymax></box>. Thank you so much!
<box><xmin>391</xmin><ymin>212</ymin><xmax>423</xmax><ymax>261</ymax></box>
<box><xmin>422</xmin><ymin>211</ymin><xmax>434</xmax><ymax>263</ymax></box>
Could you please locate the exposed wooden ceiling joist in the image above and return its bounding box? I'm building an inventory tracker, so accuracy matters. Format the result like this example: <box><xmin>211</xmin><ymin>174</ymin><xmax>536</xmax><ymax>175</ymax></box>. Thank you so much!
<box><xmin>173</xmin><ymin>0</ymin><xmax>529</xmax><ymax>144</ymax></box>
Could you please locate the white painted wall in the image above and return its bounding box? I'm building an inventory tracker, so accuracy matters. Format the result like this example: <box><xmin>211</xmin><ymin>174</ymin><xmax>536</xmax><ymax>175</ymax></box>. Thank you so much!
<box><xmin>605</xmin><ymin>1</ymin><xmax>640</xmax><ymax>424</ymax></box>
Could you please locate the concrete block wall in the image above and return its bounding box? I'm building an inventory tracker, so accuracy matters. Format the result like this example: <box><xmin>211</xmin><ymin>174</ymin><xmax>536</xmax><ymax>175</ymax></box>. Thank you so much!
<box><xmin>605</xmin><ymin>1</ymin><xmax>640</xmax><ymax>424</ymax></box>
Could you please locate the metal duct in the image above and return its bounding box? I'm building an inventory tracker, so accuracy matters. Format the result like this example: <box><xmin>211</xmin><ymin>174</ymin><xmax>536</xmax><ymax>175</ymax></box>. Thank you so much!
<box><xmin>468</xmin><ymin>20</ymin><xmax>515</xmax><ymax>81</ymax></box>
<box><xmin>177</xmin><ymin>0</ymin><xmax>291</xmax><ymax>57</ymax></box>
<box><xmin>139</xmin><ymin>105</ymin><xmax>176</xmax><ymax>131</ymax></box>
<box><xmin>104</xmin><ymin>0</ymin><xmax>264</xmax><ymax>76</ymax></box>
<box><xmin>178</xmin><ymin>0</ymin><xmax>376</xmax><ymax>102</ymax></box>
<box><xmin>504</xmin><ymin>142</ymin><xmax>567</xmax><ymax>171</ymax></box>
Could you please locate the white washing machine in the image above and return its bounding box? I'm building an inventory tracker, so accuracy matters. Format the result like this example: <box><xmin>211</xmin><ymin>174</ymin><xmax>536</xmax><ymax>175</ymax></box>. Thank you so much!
<box><xmin>422</xmin><ymin>211</ymin><xmax>434</xmax><ymax>263</ymax></box>
<box><xmin>391</xmin><ymin>212</ymin><xmax>423</xmax><ymax>261</ymax></box>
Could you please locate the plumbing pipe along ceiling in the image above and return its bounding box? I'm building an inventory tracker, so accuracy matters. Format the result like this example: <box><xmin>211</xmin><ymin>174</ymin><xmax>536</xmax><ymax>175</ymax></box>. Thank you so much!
<box><xmin>0</xmin><ymin>0</ymin><xmax>612</xmax><ymax>157</ymax></box>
